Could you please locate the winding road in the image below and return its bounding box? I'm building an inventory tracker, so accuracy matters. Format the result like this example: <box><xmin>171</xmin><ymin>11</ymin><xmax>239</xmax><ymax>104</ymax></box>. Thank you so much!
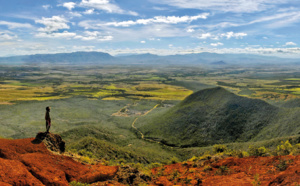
<box><xmin>131</xmin><ymin>104</ymin><xmax>162</xmax><ymax>144</ymax></box>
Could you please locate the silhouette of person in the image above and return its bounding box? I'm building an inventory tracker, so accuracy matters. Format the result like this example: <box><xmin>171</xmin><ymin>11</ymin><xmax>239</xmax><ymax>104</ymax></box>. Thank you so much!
<box><xmin>45</xmin><ymin>106</ymin><xmax>51</xmax><ymax>133</ymax></box>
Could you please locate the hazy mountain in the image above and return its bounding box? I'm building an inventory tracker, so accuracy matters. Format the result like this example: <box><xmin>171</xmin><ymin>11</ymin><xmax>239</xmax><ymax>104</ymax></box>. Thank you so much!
<box><xmin>210</xmin><ymin>60</ymin><xmax>227</xmax><ymax>65</ymax></box>
<box><xmin>0</xmin><ymin>51</ymin><xmax>115</xmax><ymax>65</ymax></box>
<box><xmin>138</xmin><ymin>87</ymin><xmax>300</xmax><ymax>147</ymax></box>
<box><xmin>1</xmin><ymin>51</ymin><xmax>299</xmax><ymax>66</ymax></box>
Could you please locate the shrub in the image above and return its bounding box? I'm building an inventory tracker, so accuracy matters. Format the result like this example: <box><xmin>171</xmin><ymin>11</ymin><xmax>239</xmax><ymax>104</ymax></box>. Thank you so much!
<box><xmin>203</xmin><ymin>165</ymin><xmax>213</xmax><ymax>172</ymax></box>
<box><xmin>235</xmin><ymin>150</ymin><xmax>249</xmax><ymax>158</ymax></box>
<box><xmin>188</xmin><ymin>156</ymin><xmax>198</xmax><ymax>162</ymax></box>
<box><xmin>69</xmin><ymin>181</ymin><xmax>89</xmax><ymax>186</ymax></box>
<box><xmin>79</xmin><ymin>156</ymin><xmax>92</xmax><ymax>164</ymax></box>
<box><xmin>275</xmin><ymin>159</ymin><xmax>291</xmax><ymax>171</ymax></box>
<box><xmin>213</xmin><ymin>144</ymin><xmax>227</xmax><ymax>154</ymax></box>
<box><xmin>198</xmin><ymin>154</ymin><xmax>211</xmax><ymax>161</ymax></box>
<box><xmin>149</xmin><ymin>162</ymin><xmax>162</xmax><ymax>169</ymax></box>
<box><xmin>291</xmin><ymin>143</ymin><xmax>300</xmax><ymax>155</ymax></box>
<box><xmin>276</xmin><ymin>141</ymin><xmax>293</xmax><ymax>155</ymax></box>
<box><xmin>78</xmin><ymin>149</ymin><xmax>94</xmax><ymax>158</ymax></box>
<box><xmin>169</xmin><ymin>156</ymin><xmax>179</xmax><ymax>164</ymax></box>
<box><xmin>248</xmin><ymin>146</ymin><xmax>268</xmax><ymax>157</ymax></box>
<box><xmin>252</xmin><ymin>174</ymin><xmax>261</xmax><ymax>186</ymax></box>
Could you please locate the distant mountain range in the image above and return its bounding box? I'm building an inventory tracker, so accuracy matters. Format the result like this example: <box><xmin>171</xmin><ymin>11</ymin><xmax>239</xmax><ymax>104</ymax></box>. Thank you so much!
<box><xmin>0</xmin><ymin>51</ymin><xmax>114</xmax><ymax>65</ymax></box>
<box><xmin>137</xmin><ymin>87</ymin><xmax>300</xmax><ymax>147</ymax></box>
<box><xmin>0</xmin><ymin>51</ymin><xmax>299</xmax><ymax>65</ymax></box>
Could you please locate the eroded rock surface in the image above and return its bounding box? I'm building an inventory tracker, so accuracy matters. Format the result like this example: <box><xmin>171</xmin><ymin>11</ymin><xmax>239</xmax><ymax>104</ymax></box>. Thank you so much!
<box><xmin>0</xmin><ymin>133</ymin><xmax>118</xmax><ymax>186</ymax></box>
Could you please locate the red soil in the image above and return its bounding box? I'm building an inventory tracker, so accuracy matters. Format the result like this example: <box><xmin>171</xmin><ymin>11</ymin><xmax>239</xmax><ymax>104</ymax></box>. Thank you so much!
<box><xmin>1</xmin><ymin>135</ymin><xmax>300</xmax><ymax>186</ymax></box>
<box><xmin>151</xmin><ymin>156</ymin><xmax>300</xmax><ymax>186</ymax></box>
<box><xmin>0</xmin><ymin>137</ymin><xmax>118</xmax><ymax>185</ymax></box>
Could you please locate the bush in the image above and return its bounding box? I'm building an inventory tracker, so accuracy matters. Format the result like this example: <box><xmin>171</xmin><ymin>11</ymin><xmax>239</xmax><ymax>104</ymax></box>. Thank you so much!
<box><xmin>275</xmin><ymin>159</ymin><xmax>292</xmax><ymax>171</ymax></box>
<box><xmin>69</xmin><ymin>181</ymin><xmax>89</xmax><ymax>186</ymax></box>
<box><xmin>248</xmin><ymin>146</ymin><xmax>268</xmax><ymax>157</ymax></box>
<box><xmin>188</xmin><ymin>156</ymin><xmax>198</xmax><ymax>162</ymax></box>
<box><xmin>203</xmin><ymin>165</ymin><xmax>213</xmax><ymax>172</ymax></box>
<box><xmin>252</xmin><ymin>174</ymin><xmax>261</xmax><ymax>186</ymax></box>
<box><xmin>169</xmin><ymin>156</ymin><xmax>179</xmax><ymax>164</ymax></box>
<box><xmin>79</xmin><ymin>156</ymin><xmax>92</xmax><ymax>164</ymax></box>
<box><xmin>213</xmin><ymin>144</ymin><xmax>227</xmax><ymax>154</ymax></box>
<box><xmin>198</xmin><ymin>154</ymin><xmax>211</xmax><ymax>161</ymax></box>
<box><xmin>291</xmin><ymin>143</ymin><xmax>300</xmax><ymax>155</ymax></box>
<box><xmin>276</xmin><ymin>141</ymin><xmax>293</xmax><ymax>155</ymax></box>
<box><xmin>149</xmin><ymin>162</ymin><xmax>162</xmax><ymax>169</ymax></box>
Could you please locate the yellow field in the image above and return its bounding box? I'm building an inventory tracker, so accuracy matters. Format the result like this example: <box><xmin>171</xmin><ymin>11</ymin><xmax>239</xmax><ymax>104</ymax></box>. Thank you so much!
<box><xmin>0</xmin><ymin>83</ymin><xmax>67</xmax><ymax>104</ymax></box>
<box><xmin>0</xmin><ymin>80</ymin><xmax>193</xmax><ymax>104</ymax></box>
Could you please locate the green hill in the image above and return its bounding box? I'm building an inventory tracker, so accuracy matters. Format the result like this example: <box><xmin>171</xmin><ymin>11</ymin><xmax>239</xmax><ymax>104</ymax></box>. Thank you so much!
<box><xmin>137</xmin><ymin>87</ymin><xmax>300</xmax><ymax>147</ymax></box>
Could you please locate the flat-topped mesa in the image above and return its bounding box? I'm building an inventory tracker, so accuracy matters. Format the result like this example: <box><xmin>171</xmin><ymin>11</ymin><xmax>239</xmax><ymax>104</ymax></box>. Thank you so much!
<box><xmin>33</xmin><ymin>132</ymin><xmax>65</xmax><ymax>153</ymax></box>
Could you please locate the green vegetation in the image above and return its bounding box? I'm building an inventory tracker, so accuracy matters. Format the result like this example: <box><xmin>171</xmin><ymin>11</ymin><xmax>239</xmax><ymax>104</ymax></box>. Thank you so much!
<box><xmin>69</xmin><ymin>181</ymin><xmax>90</xmax><ymax>186</ymax></box>
<box><xmin>252</xmin><ymin>174</ymin><xmax>261</xmax><ymax>186</ymax></box>
<box><xmin>2</xmin><ymin>64</ymin><xmax>300</xmax><ymax>165</ymax></box>
<box><xmin>275</xmin><ymin>159</ymin><xmax>291</xmax><ymax>171</ymax></box>
<box><xmin>137</xmin><ymin>87</ymin><xmax>284</xmax><ymax>147</ymax></box>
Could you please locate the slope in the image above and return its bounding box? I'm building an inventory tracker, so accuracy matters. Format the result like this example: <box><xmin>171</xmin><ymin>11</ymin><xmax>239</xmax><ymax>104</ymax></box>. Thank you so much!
<box><xmin>138</xmin><ymin>87</ymin><xmax>280</xmax><ymax>147</ymax></box>
<box><xmin>0</xmin><ymin>133</ymin><xmax>119</xmax><ymax>185</ymax></box>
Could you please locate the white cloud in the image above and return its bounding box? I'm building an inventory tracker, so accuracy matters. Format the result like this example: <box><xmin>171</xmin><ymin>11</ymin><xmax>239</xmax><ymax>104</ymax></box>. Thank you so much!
<box><xmin>79</xmin><ymin>21</ymin><xmax>193</xmax><ymax>42</ymax></box>
<box><xmin>42</xmin><ymin>5</ymin><xmax>51</xmax><ymax>10</ymax></box>
<box><xmin>153</xmin><ymin>6</ymin><xmax>169</xmax><ymax>11</ymax></box>
<box><xmin>72</xmin><ymin>45</ymin><xmax>95</xmax><ymax>51</ymax></box>
<box><xmin>210</xmin><ymin>42</ymin><xmax>224</xmax><ymax>46</ymax></box>
<box><xmin>0</xmin><ymin>21</ymin><xmax>32</xmax><ymax>29</ymax></box>
<box><xmin>0</xmin><ymin>32</ymin><xmax>18</xmax><ymax>40</ymax></box>
<box><xmin>198</xmin><ymin>32</ymin><xmax>247</xmax><ymax>40</ymax></box>
<box><xmin>198</xmin><ymin>33</ymin><xmax>212</xmax><ymax>39</ymax></box>
<box><xmin>140</xmin><ymin>40</ymin><xmax>146</xmax><ymax>43</ymax></box>
<box><xmin>220</xmin><ymin>32</ymin><xmax>247</xmax><ymax>39</ymax></box>
<box><xmin>84</xmin><ymin>9</ymin><xmax>95</xmax><ymax>14</ymax></box>
<box><xmin>35</xmin><ymin>16</ymin><xmax>69</xmax><ymax>33</ymax></box>
<box><xmin>204</xmin><ymin>11</ymin><xmax>300</xmax><ymax>30</ymax></box>
<box><xmin>151</xmin><ymin>0</ymin><xmax>289</xmax><ymax>13</ymax></box>
<box><xmin>63</xmin><ymin>2</ymin><xmax>76</xmax><ymax>11</ymax></box>
<box><xmin>149</xmin><ymin>37</ymin><xmax>161</xmax><ymax>41</ymax></box>
<box><xmin>35</xmin><ymin>31</ymin><xmax>76</xmax><ymax>38</ymax></box>
<box><xmin>186</xmin><ymin>28</ymin><xmax>195</xmax><ymax>33</ymax></box>
<box><xmin>74</xmin><ymin>31</ymin><xmax>113</xmax><ymax>41</ymax></box>
<box><xmin>285</xmin><ymin>42</ymin><xmax>297</xmax><ymax>46</ymax></box>
<box><xmin>102</xmin><ymin>13</ymin><xmax>209</xmax><ymax>27</ymax></box>
<box><xmin>79</xmin><ymin>0</ymin><xmax>138</xmax><ymax>15</ymax></box>
<box><xmin>69</xmin><ymin>12</ymin><xmax>82</xmax><ymax>17</ymax></box>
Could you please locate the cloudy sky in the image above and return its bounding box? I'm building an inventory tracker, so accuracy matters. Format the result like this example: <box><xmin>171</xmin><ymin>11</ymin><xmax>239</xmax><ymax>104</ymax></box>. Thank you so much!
<box><xmin>1</xmin><ymin>0</ymin><xmax>300</xmax><ymax>57</ymax></box>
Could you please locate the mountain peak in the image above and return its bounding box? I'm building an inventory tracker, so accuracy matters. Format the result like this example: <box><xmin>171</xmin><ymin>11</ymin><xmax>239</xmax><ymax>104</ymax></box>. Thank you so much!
<box><xmin>139</xmin><ymin>87</ymin><xmax>278</xmax><ymax>147</ymax></box>
<box><xmin>182</xmin><ymin>87</ymin><xmax>233</xmax><ymax>105</ymax></box>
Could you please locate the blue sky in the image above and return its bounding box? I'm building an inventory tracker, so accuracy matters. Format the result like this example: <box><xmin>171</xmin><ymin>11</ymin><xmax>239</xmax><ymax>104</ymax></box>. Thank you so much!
<box><xmin>1</xmin><ymin>0</ymin><xmax>300</xmax><ymax>57</ymax></box>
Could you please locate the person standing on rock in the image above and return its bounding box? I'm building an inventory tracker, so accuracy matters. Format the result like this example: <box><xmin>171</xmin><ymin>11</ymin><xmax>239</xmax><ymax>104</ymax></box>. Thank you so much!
<box><xmin>45</xmin><ymin>106</ymin><xmax>51</xmax><ymax>133</ymax></box>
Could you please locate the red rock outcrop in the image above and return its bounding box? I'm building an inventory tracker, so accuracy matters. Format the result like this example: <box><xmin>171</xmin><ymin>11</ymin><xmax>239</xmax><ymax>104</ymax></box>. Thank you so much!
<box><xmin>0</xmin><ymin>133</ymin><xmax>118</xmax><ymax>186</ymax></box>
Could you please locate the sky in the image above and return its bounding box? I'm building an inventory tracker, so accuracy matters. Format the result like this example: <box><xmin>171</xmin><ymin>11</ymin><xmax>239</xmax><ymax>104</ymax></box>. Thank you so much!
<box><xmin>0</xmin><ymin>0</ymin><xmax>300</xmax><ymax>57</ymax></box>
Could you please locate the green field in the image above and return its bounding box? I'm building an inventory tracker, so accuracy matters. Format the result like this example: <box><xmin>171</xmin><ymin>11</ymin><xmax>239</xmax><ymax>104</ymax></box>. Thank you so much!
<box><xmin>1</xmin><ymin>64</ymin><xmax>300</xmax><ymax>164</ymax></box>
